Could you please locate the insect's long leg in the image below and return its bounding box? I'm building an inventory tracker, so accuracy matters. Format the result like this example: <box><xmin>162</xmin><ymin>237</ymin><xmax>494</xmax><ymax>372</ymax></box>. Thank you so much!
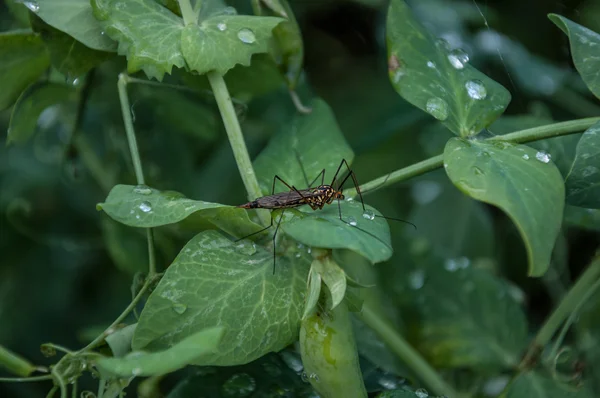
<box><xmin>308</xmin><ymin>169</ymin><xmax>325</xmax><ymax>189</ymax></box>
<box><xmin>272</xmin><ymin>209</ymin><xmax>286</xmax><ymax>274</ymax></box>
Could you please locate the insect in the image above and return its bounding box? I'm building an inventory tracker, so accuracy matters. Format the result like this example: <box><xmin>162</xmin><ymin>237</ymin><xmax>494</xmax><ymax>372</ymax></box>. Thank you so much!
<box><xmin>237</xmin><ymin>158</ymin><xmax>414</xmax><ymax>272</ymax></box>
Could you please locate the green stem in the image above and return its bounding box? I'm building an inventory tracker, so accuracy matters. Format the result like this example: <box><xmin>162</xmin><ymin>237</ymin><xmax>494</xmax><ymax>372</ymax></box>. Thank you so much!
<box><xmin>207</xmin><ymin>71</ymin><xmax>270</xmax><ymax>226</ymax></box>
<box><xmin>0</xmin><ymin>375</ymin><xmax>53</xmax><ymax>382</ymax></box>
<box><xmin>519</xmin><ymin>255</ymin><xmax>600</xmax><ymax>370</ymax></box>
<box><xmin>177</xmin><ymin>0</ymin><xmax>196</xmax><ymax>25</ymax></box>
<box><xmin>117</xmin><ymin>73</ymin><xmax>145</xmax><ymax>185</ymax></box>
<box><xmin>358</xmin><ymin>304</ymin><xmax>460</xmax><ymax>398</ymax></box>
<box><xmin>51</xmin><ymin>366</ymin><xmax>66</xmax><ymax>398</ymax></box>
<box><xmin>346</xmin><ymin>116</ymin><xmax>600</xmax><ymax>198</ymax></box>
<box><xmin>46</xmin><ymin>385</ymin><xmax>58</xmax><ymax>398</ymax></box>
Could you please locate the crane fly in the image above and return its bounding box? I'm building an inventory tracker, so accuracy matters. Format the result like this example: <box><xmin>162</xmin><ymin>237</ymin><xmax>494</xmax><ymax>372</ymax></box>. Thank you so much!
<box><xmin>237</xmin><ymin>158</ymin><xmax>414</xmax><ymax>273</ymax></box>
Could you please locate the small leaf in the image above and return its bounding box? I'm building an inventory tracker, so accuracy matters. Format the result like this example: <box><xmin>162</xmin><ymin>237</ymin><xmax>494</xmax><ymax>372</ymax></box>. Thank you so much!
<box><xmin>386</xmin><ymin>0</ymin><xmax>511</xmax><ymax>136</ymax></box>
<box><xmin>98</xmin><ymin>326</ymin><xmax>224</xmax><ymax>377</ymax></box>
<box><xmin>35</xmin><ymin>0</ymin><xmax>117</xmax><ymax>51</ymax></box>
<box><xmin>0</xmin><ymin>31</ymin><xmax>49</xmax><ymax>110</ymax></box>
<box><xmin>565</xmin><ymin>121</ymin><xmax>600</xmax><ymax>208</ymax></box>
<box><xmin>303</xmin><ymin>268</ymin><xmax>321</xmax><ymax>320</ymax></box>
<box><xmin>7</xmin><ymin>82</ymin><xmax>76</xmax><ymax>145</ymax></box>
<box><xmin>282</xmin><ymin>201</ymin><xmax>393</xmax><ymax>264</ymax></box>
<box><xmin>549</xmin><ymin>14</ymin><xmax>600</xmax><ymax>99</ymax></box>
<box><xmin>181</xmin><ymin>14</ymin><xmax>284</xmax><ymax>76</ymax></box>
<box><xmin>97</xmin><ymin>184</ymin><xmax>261</xmax><ymax>237</ymax></box>
<box><xmin>92</xmin><ymin>0</ymin><xmax>186</xmax><ymax>80</ymax></box>
<box><xmin>105</xmin><ymin>324</ymin><xmax>137</xmax><ymax>358</ymax></box>
<box><xmin>312</xmin><ymin>257</ymin><xmax>347</xmax><ymax>310</ymax></box>
<box><xmin>0</xmin><ymin>344</ymin><xmax>36</xmax><ymax>377</ymax></box>
<box><xmin>30</xmin><ymin>13</ymin><xmax>113</xmax><ymax>80</ymax></box>
<box><xmin>253</xmin><ymin>98</ymin><xmax>354</xmax><ymax>193</ymax></box>
<box><xmin>132</xmin><ymin>230</ymin><xmax>309</xmax><ymax>365</ymax></box>
<box><xmin>501</xmin><ymin>371</ymin><xmax>593</xmax><ymax>398</ymax></box>
<box><xmin>443</xmin><ymin>138</ymin><xmax>564</xmax><ymax>276</ymax></box>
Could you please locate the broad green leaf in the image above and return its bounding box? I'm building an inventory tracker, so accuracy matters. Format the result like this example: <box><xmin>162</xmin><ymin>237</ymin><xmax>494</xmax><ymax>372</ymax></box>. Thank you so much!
<box><xmin>565</xmin><ymin>122</ymin><xmax>600</xmax><ymax>208</ymax></box>
<box><xmin>132</xmin><ymin>230</ymin><xmax>309</xmax><ymax>365</ymax></box>
<box><xmin>181</xmin><ymin>14</ymin><xmax>283</xmax><ymax>76</ymax></box>
<box><xmin>303</xmin><ymin>267</ymin><xmax>321</xmax><ymax>319</ymax></box>
<box><xmin>0</xmin><ymin>344</ymin><xmax>36</xmax><ymax>377</ymax></box>
<box><xmin>30</xmin><ymin>14</ymin><xmax>113</xmax><ymax>80</ymax></box>
<box><xmin>564</xmin><ymin>205</ymin><xmax>600</xmax><ymax>231</ymax></box>
<box><xmin>0</xmin><ymin>31</ymin><xmax>49</xmax><ymax>110</ymax></box>
<box><xmin>501</xmin><ymin>371</ymin><xmax>592</xmax><ymax>398</ymax></box>
<box><xmin>282</xmin><ymin>200</ymin><xmax>393</xmax><ymax>264</ymax></box>
<box><xmin>105</xmin><ymin>324</ymin><xmax>137</xmax><ymax>357</ymax></box>
<box><xmin>7</xmin><ymin>82</ymin><xmax>76</xmax><ymax>145</ymax></box>
<box><xmin>312</xmin><ymin>257</ymin><xmax>347</xmax><ymax>310</ymax></box>
<box><xmin>33</xmin><ymin>0</ymin><xmax>117</xmax><ymax>51</ymax></box>
<box><xmin>97</xmin><ymin>184</ymin><xmax>261</xmax><ymax>238</ymax></box>
<box><xmin>92</xmin><ymin>0</ymin><xmax>186</xmax><ymax>80</ymax></box>
<box><xmin>253</xmin><ymin>98</ymin><xmax>354</xmax><ymax>193</ymax></box>
<box><xmin>386</xmin><ymin>0</ymin><xmax>511</xmax><ymax>137</ymax></box>
<box><xmin>549</xmin><ymin>14</ymin><xmax>600</xmax><ymax>99</ymax></box>
<box><xmin>443</xmin><ymin>138</ymin><xmax>565</xmax><ymax>276</ymax></box>
<box><xmin>408</xmin><ymin>262</ymin><xmax>528</xmax><ymax>370</ymax></box>
<box><xmin>98</xmin><ymin>327</ymin><xmax>223</xmax><ymax>377</ymax></box>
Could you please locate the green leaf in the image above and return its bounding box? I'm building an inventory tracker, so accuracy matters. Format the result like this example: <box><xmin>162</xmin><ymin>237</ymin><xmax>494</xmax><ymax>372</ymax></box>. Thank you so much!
<box><xmin>501</xmin><ymin>371</ymin><xmax>592</xmax><ymax>398</ymax></box>
<box><xmin>0</xmin><ymin>31</ymin><xmax>50</xmax><ymax>110</ymax></box>
<box><xmin>549</xmin><ymin>14</ymin><xmax>600</xmax><ymax>99</ymax></box>
<box><xmin>564</xmin><ymin>205</ymin><xmax>600</xmax><ymax>231</ymax></box>
<box><xmin>7</xmin><ymin>82</ymin><xmax>76</xmax><ymax>145</ymax></box>
<box><xmin>409</xmin><ymin>262</ymin><xmax>528</xmax><ymax>370</ymax></box>
<box><xmin>312</xmin><ymin>257</ymin><xmax>347</xmax><ymax>310</ymax></box>
<box><xmin>101</xmin><ymin>218</ymin><xmax>148</xmax><ymax>275</ymax></box>
<box><xmin>30</xmin><ymin>13</ymin><xmax>113</xmax><ymax>80</ymax></box>
<box><xmin>97</xmin><ymin>184</ymin><xmax>261</xmax><ymax>238</ymax></box>
<box><xmin>105</xmin><ymin>324</ymin><xmax>137</xmax><ymax>357</ymax></box>
<box><xmin>282</xmin><ymin>201</ymin><xmax>393</xmax><ymax>264</ymax></box>
<box><xmin>181</xmin><ymin>14</ymin><xmax>284</xmax><ymax>76</ymax></box>
<box><xmin>132</xmin><ymin>230</ymin><xmax>309</xmax><ymax>365</ymax></box>
<box><xmin>0</xmin><ymin>344</ymin><xmax>36</xmax><ymax>377</ymax></box>
<box><xmin>98</xmin><ymin>326</ymin><xmax>224</xmax><ymax>377</ymax></box>
<box><xmin>565</xmin><ymin>122</ymin><xmax>600</xmax><ymax>208</ymax></box>
<box><xmin>34</xmin><ymin>0</ymin><xmax>117</xmax><ymax>51</ymax></box>
<box><xmin>303</xmin><ymin>267</ymin><xmax>321</xmax><ymax>320</ymax></box>
<box><xmin>443</xmin><ymin>138</ymin><xmax>565</xmax><ymax>276</ymax></box>
<box><xmin>253</xmin><ymin>98</ymin><xmax>354</xmax><ymax>191</ymax></box>
<box><xmin>386</xmin><ymin>0</ymin><xmax>511</xmax><ymax>137</ymax></box>
<box><xmin>92</xmin><ymin>0</ymin><xmax>185</xmax><ymax>80</ymax></box>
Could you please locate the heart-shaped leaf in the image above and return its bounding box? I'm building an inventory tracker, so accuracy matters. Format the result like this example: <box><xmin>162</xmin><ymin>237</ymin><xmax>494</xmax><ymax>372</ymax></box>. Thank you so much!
<box><xmin>98</xmin><ymin>326</ymin><xmax>223</xmax><ymax>377</ymax></box>
<box><xmin>443</xmin><ymin>138</ymin><xmax>565</xmax><ymax>276</ymax></box>
<box><xmin>565</xmin><ymin>121</ymin><xmax>600</xmax><ymax>208</ymax></box>
<box><xmin>386</xmin><ymin>0</ymin><xmax>511</xmax><ymax>137</ymax></box>
<box><xmin>549</xmin><ymin>14</ymin><xmax>600</xmax><ymax>99</ymax></box>
<box><xmin>132</xmin><ymin>230</ymin><xmax>309</xmax><ymax>365</ymax></box>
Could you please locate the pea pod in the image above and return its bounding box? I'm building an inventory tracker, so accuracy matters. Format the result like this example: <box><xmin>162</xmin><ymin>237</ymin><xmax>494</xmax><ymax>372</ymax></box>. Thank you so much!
<box><xmin>300</xmin><ymin>300</ymin><xmax>367</xmax><ymax>398</ymax></box>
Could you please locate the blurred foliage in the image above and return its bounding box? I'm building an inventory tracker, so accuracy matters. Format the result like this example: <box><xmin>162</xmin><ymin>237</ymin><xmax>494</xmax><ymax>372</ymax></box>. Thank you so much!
<box><xmin>0</xmin><ymin>0</ymin><xmax>599</xmax><ymax>398</ymax></box>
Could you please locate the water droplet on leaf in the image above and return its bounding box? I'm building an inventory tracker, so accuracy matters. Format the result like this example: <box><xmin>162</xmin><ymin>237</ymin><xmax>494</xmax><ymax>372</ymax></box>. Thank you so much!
<box><xmin>522</xmin><ymin>154</ymin><xmax>529</xmax><ymax>160</ymax></box>
<box><xmin>447</xmin><ymin>48</ymin><xmax>469</xmax><ymax>69</ymax></box>
<box><xmin>362</xmin><ymin>210</ymin><xmax>375</xmax><ymax>220</ymax></box>
<box><xmin>425</xmin><ymin>97</ymin><xmax>449</xmax><ymax>121</ymax></box>
<box><xmin>535</xmin><ymin>151</ymin><xmax>551</xmax><ymax>163</ymax></box>
<box><xmin>23</xmin><ymin>1</ymin><xmax>40</xmax><ymax>12</ymax></box>
<box><xmin>409</xmin><ymin>270</ymin><xmax>425</xmax><ymax>290</ymax></box>
<box><xmin>415</xmin><ymin>388</ymin><xmax>429</xmax><ymax>398</ymax></box>
<box><xmin>138</xmin><ymin>201</ymin><xmax>152</xmax><ymax>213</ymax></box>
<box><xmin>347</xmin><ymin>216</ymin><xmax>357</xmax><ymax>226</ymax></box>
<box><xmin>465</xmin><ymin>80</ymin><xmax>487</xmax><ymax>100</ymax></box>
<box><xmin>237</xmin><ymin>28</ymin><xmax>256</xmax><ymax>44</ymax></box>
<box><xmin>222</xmin><ymin>374</ymin><xmax>256</xmax><ymax>397</ymax></box>
<box><xmin>132</xmin><ymin>367</ymin><xmax>142</xmax><ymax>376</ymax></box>
<box><xmin>426</xmin><ymin>61</ymin><xmax>436</xmax><ymax>69</ymax></box>
<box><xmin>172</xmin><ymin>303</ymin><xmax>187</xmax><ymax>314</ymax></box>
<box><xmin>133</xmin><ymin>185</ymin><xmax>152</xmax><ymax>195</ymax></box>
<box><xmin>217</xmin><ymin>22</ymin><xmax>227</xmax><ymax>31</ymax></box>
<box><xmin>473</xmin><ymin>166</ymin><xmax>484</xmax><ymax>175</ymax></box>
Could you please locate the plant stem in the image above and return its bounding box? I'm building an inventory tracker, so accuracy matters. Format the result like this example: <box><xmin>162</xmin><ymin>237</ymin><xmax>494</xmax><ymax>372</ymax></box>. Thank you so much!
<box><xmin>519</xmin><ymin>255</ymin><xmax>600</xmax><ymax>370</ymax></box>
<box><xmin>0</xmin><ymin>375</ymin><xmax>53</xmax><ymax>382</ymax></box>
<box><xmin>178</xmin><ymin>0</ymin><xmax>196</xmax><ymax>25</ymax></box>
<box><xmin>117</xmin><ymin>73</ymin><xmax>145</xmax><ymax>185</ymax></box>
<box><xmin>207</xmin><ymin>71</ymin><xmax>270</xmax><ymax>226</ymax></box>
<box><xmin>358</xmin><ymin>304</ymin><xmax>460</xmax><ymax>398</ymax></box>
<box><xmin>346</xmin><ymin>116</ymin><xmax>600</xmax><ymax>198</ymax></box>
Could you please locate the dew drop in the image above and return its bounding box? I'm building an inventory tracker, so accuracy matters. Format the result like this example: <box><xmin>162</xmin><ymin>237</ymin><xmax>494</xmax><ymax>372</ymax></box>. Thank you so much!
<box><xmin>535</xmin><ymin>151</ymin><xmax>551</xmax><ymax>163</ymax></box>
<box><xmin>172</xmin><ymin>303</ymin><xmax>187</xmax><ymax>314</ymax></box>
<box><xmin>237</xmin><ymin>28</ymin><xmax>256</xmax><ymax>44</ymax></box>
<box><xmin>280</xmin><ymin>351</ymin><xmax>303</xmax><ymax>373</ymax></box>
<box><xmin>221</xmin><ymin>373</ymin><xmax>256</xmax><ymax>397</ymax></box>
<box><xmin>473</xmin><ymin>166</ymin><xmax>484</xmax><ymax>175</ymax></box>
<box><xmin>522</xmin><ymin>154</ymin><xmax>529</xmax><ymax>160</ymax></box>
<box><xmin>133</xmin><ymin>185</ymin><xmax>152</xmax><ymax>195</ymax></box>
<box><xmin>345</xmin><ymin>197</ymin><xmax>354</xmax><ymax>202</ymax></box>
<box><xmin>408</xmin><ymin>270</ymin><xmax>425</xmax><ymax>290</ymax></box>
<box><xmin>362</xmin><ymin>210</ymin><xmax>375</xmax><ymax>220</ymax></box>
<box><xmin>425</xmin><ymin>97</ymin><xmax>449</xmax><ymax>121</ymax></box>
<box><xmin>23</xmin><ymin>1</ymin><xmax>40</xmax><ymax>12</ymax></box>
<box><xmin>132</xmin><ymin>367</ymin><xmax>142</xmax><ymax>376</ymax></box>
<box><xmin>347</xmin><ymin>216</ymin><xmax>358</xmax><ymax>226</ymax></box>
<box><xmin>465</xmin><ymin>80</ymin><xmax>487</xmax><ymax>100</ymax></box>
<box><xmin>447</xmin><ymin>48</ymin><xmax>469</xmax><ymax>69</ymax></box>
<box><xmin>426</xmin><ymin>61</ymin><xmax>436</xmax><ymax>69</ymax></box>
<box><xmin>235</xmin><ymin>241</ymin><xmax>257</xmax><ymax>256</ymax></box>
<box><xmin>415</xmin><ymin>388</ymin><xmax>429</xmax><ymax>398</ymax></box>
<box><xmin>217</xmin><ymin>22</ymin><xmax>227</xmax><ymax>31</ymax></box>
<box><xmin>222</xmin><ymin>6</ymin><xmax>237</xmax><ymax>15</ymax></box>
<box><xmin>301</xmin><ymin>371</ymin><xmax>309</xmax><ymax>383</ymax></box>
<box><xmin>138</xmin><ymin>201</ymin><xmax>152</xmax><ymax>213</ymax></box>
